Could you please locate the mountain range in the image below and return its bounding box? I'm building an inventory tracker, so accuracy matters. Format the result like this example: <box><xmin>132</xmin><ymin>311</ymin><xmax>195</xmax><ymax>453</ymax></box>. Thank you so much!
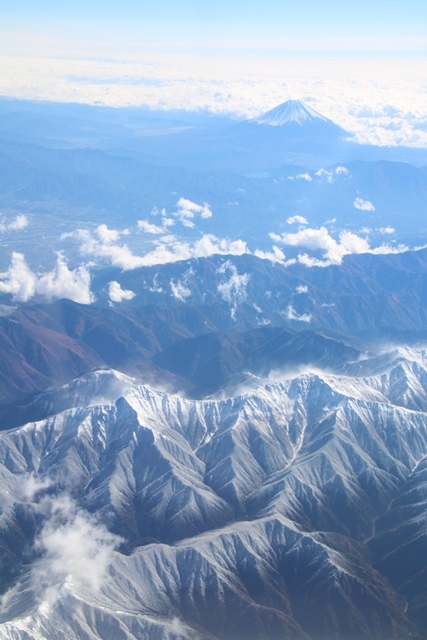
<box><xmin>1</xmin><ymin>97</ymin><xmax>427</xmax><ymax>638</ymax></box>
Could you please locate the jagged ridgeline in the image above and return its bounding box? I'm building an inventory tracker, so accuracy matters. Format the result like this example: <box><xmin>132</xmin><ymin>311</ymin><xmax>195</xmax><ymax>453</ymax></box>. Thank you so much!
<box><xmin>0</xmin><ymin>249</ymin><xmax>427</xmax><ymax>639</ymax></box>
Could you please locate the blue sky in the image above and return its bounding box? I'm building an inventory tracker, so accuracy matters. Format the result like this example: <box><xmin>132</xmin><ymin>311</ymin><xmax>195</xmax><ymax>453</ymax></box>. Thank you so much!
<box><xmin>3</xmin><ymin>0</ymin><xmax>427</xmax><ymax>44</ymax></box>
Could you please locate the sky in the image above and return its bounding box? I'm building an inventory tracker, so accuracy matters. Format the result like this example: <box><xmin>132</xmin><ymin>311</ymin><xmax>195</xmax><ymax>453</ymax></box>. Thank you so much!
<box><xmin>0</xmin><ymin>0</ymin><xmax>426</xmax><ymax>146</ymax></box>
<box><xmin>2</xmin><ymin>1</ymin><xmax>427</xmax><ymax>35</ymax></box>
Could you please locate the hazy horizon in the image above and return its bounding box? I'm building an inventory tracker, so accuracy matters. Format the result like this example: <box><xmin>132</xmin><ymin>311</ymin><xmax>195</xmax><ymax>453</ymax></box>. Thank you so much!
<box><xmin>1</xmin><ymin>0</ymin><xmax>426</xmax><ymax>147</ymax></box>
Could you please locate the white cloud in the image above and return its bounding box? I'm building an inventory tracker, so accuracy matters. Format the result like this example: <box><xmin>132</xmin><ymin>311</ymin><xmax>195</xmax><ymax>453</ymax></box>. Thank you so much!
<box><xmin>0</xmin><ymin>214</ymin><xmax>29</xmax><ymax>232</ymax></box>
<box><xmin>0</xmin><ymin>493</ymin><xmax>122</xmax><ymax>614</ymax></box>
<box><xmin>378</xmin><ymin>226</ymin><xmax>395</xmax><ymax>234</ymax></box>
<box><xmin>335</xmin><ymin>166</ymin><xmax>350</xmax><ymax>175</ymax></box>
<box><xmin>296</xmin><ymin>173</ymin><xmax>312</xmax><ymax>181</ymax></box>
<box><xmin>65</xmin><ymin>228</ymin><xmax>249</xmax><ymax>270</ymax></box>
<box><xmin>253</xmin><ymin>245</ymin><xmax>287</xmax><ymax>263</ymax></box>
<box><xmin>0</xmin><ymin>252</ymin><xmax>37</xmax><ymax>302</ymax></box>
<box><xmin>20</xmin><ymin>473</ymin><xmax>53</xmax><ymax>501</ymax></box>
<box><xmin>271</xmin><ymin>225</ymin><xmax>407</xmax><ymax>267</ymax></box>
<box><xmin>285</xmin><ymin>304</ymin><xmax>312</xmax><ymax>323</ymax></box>
<box><xmin>315</xmin><ymin>168</ymin><xmax>335</xmax><ymax>183</ymax></box>
<box><xmin>287</xmin><ymin>215</ymin><xmax>309</xmax><ymax>225</ymax></box>
<box><xmin>34</xmin><ymin>495</ymin><xmax>122</xmax><ymax>604</ymax></box>
<box><xmin>0</xmin><ymin>252</ymin><xmax>94</xmax><ymax>304</ymax></box>
<box><xmin>354</xmin><ymin>197</ymin><xmax>375</xmax><ymax>211</ymax></box>
<box><xmin>96</xmin><ymin>224</ymin><xmax>123</xmax><ymax>244</ymax></box>
<box><xmin>170</xmin><ymin>279</ymin><xmax>191</xmax><ymax>302</ymax></box>
<box><xmin>108</xmin><ymin>281</ymin><xmax>135</xmax><ymax>303</ymax></box>
<box><xmin>36</xmin><ymin>253</ymin><xmax>94</xmax><ymax>304</ymax></box>
<box><xmin>217</xmin><ymin>261</ymin><xmax>250</xmax><ymax>319</ymax></box>
<box><xmin>173</xmin><ymin>197</ymin><xmax>212</xmax><ymax>228</ymax></box>
<box><xmin>296</xmin><ymin>285</ymin><xmax>308</xmax><ymax>294</ymax></box>
<box><xmin>138</xmin><ymin>216</ymin><xmax>175</xmax><ymax>234</ymax></box>
<box><xmin>370</xmin><ymin>242</ymin><xmax>409</xmax><ymax>255</ymax></box>
<box><xmin>315</xmin><ymin>166</ymin><xmax>350</xmax><ymax>183</ymax></box>
<box><xmin>137</xmin><ymin>220</ymin><xmax>165</xmax><ymax>234</ymax></box>
<box><xmin>148</xmin><ymin>275</ymin><xmax>164</xmax><ymax>293</ymax></box>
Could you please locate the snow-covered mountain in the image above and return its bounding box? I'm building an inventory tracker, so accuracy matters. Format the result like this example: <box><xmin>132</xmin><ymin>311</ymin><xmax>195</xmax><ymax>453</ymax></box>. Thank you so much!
<box><xmin>251</xmin><ymin>99</ymin><xmax>333</xmax><ymax>127</ymax></box>
<box><xmin>1</xmin><ymin>344</ymin><xmax>427</xmax><ymax>638</ymax></box>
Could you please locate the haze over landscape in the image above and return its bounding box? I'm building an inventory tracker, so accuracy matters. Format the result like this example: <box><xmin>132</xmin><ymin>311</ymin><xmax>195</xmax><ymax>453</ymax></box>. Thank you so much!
<box><xmin>0</xmin><ymin>1</ymin><xmax>427</xmax><ymax>639</ymax></box>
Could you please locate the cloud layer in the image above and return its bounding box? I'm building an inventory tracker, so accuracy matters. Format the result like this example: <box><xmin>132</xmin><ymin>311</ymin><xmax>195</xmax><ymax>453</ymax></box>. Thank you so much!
<box><xmin>1</xmin><ymin>51</ymin><xmax>426</xmax><ymax>147</ymax></box>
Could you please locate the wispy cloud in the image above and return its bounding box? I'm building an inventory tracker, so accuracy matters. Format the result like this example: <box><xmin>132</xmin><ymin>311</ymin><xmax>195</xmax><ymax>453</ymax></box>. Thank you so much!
<box><xmin>0</xmin><ymin>214</ymin><xmax>29</xmax><ymax>233</ymax></box>
<box><xmin>285</xmin><ymin>304</ymin><xmax>312</xmax><ymax>322</ymax></box>
<box><xmin>296</xmin><ymin>285</ymin><xmax>308</xmax><ymax>294</ymax></box>
<box><xmin>172</xmin><ymin>198</ymin><xmax>213</xmax><ymax>229</ymax></box>
<box><xmin>354</xmin><ymin>197</ymin><xmax>375</xmax><ymax>211</ymax></box>
<box><xmin>217</xmin><ymin>261</ymin><xmax>250</xmax><ymax>319</ymax></box>
<box><xmin>170</xmin><ymin>279</ymin><xmax>191</xmax><ymax>302</ymax></box>
<box><xmin>253</xmin><ymin>245</ymin><xmax>291</xmax><ymax>264</ymax></box>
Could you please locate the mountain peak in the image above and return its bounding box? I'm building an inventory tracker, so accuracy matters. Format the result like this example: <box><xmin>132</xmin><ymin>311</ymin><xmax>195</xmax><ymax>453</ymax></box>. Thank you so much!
<box><xmin>252</xmin><ymin>99</ymin><xmax>331</xmax><ymax>127</ymax></box>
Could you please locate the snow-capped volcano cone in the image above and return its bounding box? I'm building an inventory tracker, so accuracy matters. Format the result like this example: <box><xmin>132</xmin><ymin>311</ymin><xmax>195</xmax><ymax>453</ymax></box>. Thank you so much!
<box><xmin>244</xmin><ymin>99</ymin><xmax>348</xmax><ymax>139</ymax></box>
<box><xmin>253</xmin><ymin>99</ymin><xmax>332</xmax><ymax>127</ymax></box>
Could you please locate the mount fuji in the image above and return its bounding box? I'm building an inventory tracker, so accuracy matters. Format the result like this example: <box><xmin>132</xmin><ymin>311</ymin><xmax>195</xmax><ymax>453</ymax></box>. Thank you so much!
<box><xmin>247</xmin><ymin>99</ymin><xmax>347</xmax><ymax>140</ymax></box>
<box><xmin>252</xmin><ymin>100</ymin><xmax>333</xmax><ymax>127</ymax></box>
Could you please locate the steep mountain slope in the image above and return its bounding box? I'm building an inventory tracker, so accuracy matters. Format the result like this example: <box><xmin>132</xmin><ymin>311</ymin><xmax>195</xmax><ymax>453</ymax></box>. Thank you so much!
<box><xmin>2</xmin><ymin>347</ymin><xmax>427</xmax><ymax>637</ymax></box>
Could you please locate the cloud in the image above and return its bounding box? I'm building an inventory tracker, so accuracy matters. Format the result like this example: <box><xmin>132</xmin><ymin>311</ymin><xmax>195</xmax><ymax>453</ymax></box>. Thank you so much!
<box><xmin>96</xmin><ymin>224</ymin><xmax>124</xmax><ymax>243</ymax></box>
<box><xmin>253</xmin><ymin>245</ymin><xmax>287</xmax><ymax>263</ymax></box>
<box><xmin>108</xmin><ymin>280</ymin><xmax>135</xmax><ymax>303</ymax></box>
<box><xmin>148</xmin><ymin>275</ymin><xmax>164</xmax><ymax>293</ymax></box>
<box><xmin>0</xmin><ymin>252</ymin><xmax>94</xmax><ymax>303</ymax></box>
<box><xmin>274</xmin><ymin>226</ymin><xmax>368</xmax><ymax>265</ymax></box>
<box><xmin>285</xmin><ymin>304</ymin><xmax>312</xmax><ymax>323</ymax></box>
<box><xmin>0</xmin><ymin>493</ymin><xmax>122</xmax><ymax>614</ymax></box>
<box><xmin>217</xmin><ymin>261</ymin><xmax>250</xmax><ymax>319</ymax></box>
<box><xmin>369</xmin><ymin>243</ymin><xmax>409</xmax><ymax>255</ymax></box>
<box><xmin>170</xmin><ymin>279</ymin><xmax>191</xmax><ymax>302</ymax></box>
<box><xmin>34</xmin><ymin>495</ymin><xmax>122</xmax><ymax>604</ymax></box>
<box><xmin>20</xmin><ymin>473</ymin><xmax>53</xmax><ymax>501</ymax></box>
<box><xmin>173</xmin><ymin>198</ymin><xmax>213</xmax><ymax>228</ymax></box>
<box><xmin>1</xmin><ymin>51</ymin><xmax>427</xmax><ymax>148</ymax></box>
<box><xmin>296</xmin><ymin>285</ymin><xmax>308</xmax><ymax>294</ymax></box>
<box><xmin>287</xmin><ymin>215</ymin><xmax>309</xmax><ymax>225</ymax></box>
<box><xmin>0</xmin><ymin>252</ymin><xmax>37</xmax><ymax>302</ymax></box>
<box><xmin>378</xmin><ymin>226</ymin><xmax>395</xmax><ymax>234</ymax></box>
<box><xmin>138</xmin><ymin>212</ymin><xmax>175</xmax><ymax>235</ymax></box>
<box><xmin>315</xmin><ymin>166</ymin><xmax>350</xmax><ymax>183</ymax></box>
<box><xmin>335</xmin><ymin>166</ymin><xmax>350</xmax><ymax>175</ymax></box>
<box><xmin>36</xmin><ymin>253</ymin><xmax>94</xmax><ymax>304</ymax></box>
<box><xmin>296</xmin><ymin>173</ymin><xmax>312</xmax><ymax>181</ymax></box>
<box><xmin>315</xmin><ymin>168</ymin><xmax>335</xmax><ymax>183</ymax></box>
<box><xmin>137</xmin><ymin>220</ymin><xmax>167</xmax><ymax>234</ymax></box>
<box><xmin>0</xmin><ymin>214</ymin><xmax>29</xmax><ymax>232</ymax></box>
<box><xmin>170</xmin><ymin>268</ymin><xmax>193</xmax><ymax>302</ymax></box>
<box><xmin>66</xmin><ymin>228</ymin><xmax>249</xmax><ymax>270</ymax></box>
<box><xmin>271</xmin><ymin>225</ymin><xmax>407</xmax><ymax>267</ymax></box>
<box><xmin>354</xmin><ymin>197</ymin><xmax>375</xmax><ymax>211</ymax></box>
